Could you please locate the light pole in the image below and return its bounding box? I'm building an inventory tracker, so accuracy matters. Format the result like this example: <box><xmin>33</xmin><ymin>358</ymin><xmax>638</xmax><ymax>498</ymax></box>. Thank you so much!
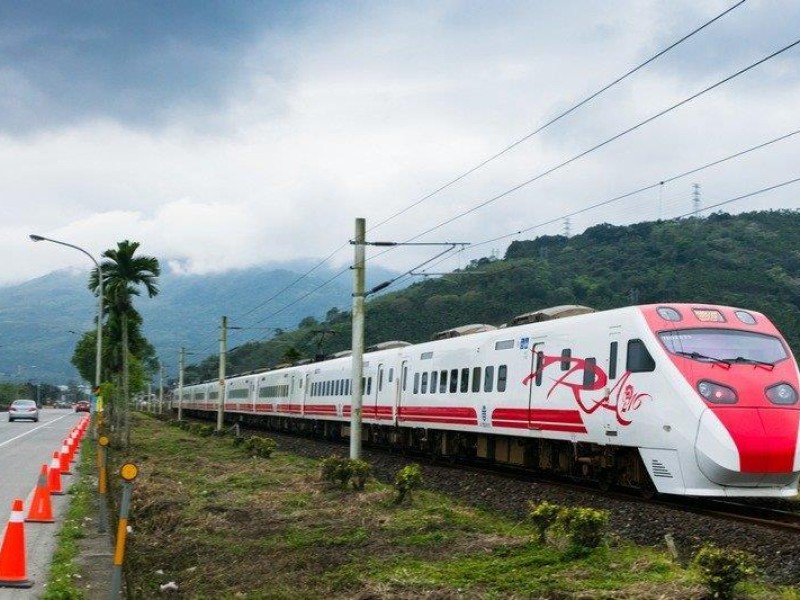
<box><xmin>29</xmin><ymin>235</ymin><xmax>103</xmax><ymax>395</ymax></box>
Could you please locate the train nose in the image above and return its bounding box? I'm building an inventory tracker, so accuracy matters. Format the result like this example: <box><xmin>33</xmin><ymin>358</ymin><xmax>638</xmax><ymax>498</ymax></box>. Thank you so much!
<box><xmin>696</xmin><ymin>408</ymin><xmax>800</xmax><ymax>487</ymax></box>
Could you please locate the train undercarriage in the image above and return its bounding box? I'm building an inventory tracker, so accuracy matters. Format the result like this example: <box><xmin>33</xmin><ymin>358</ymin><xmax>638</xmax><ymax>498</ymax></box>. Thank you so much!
<box><xmin>183</xmin><ymin>409</ymin><xmax>656</xmax><ymax>495</ymax></box>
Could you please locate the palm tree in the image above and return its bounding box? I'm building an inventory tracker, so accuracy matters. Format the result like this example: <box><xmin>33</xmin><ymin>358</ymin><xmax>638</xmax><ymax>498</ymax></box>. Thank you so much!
<box><xmin>90</xmin><ymin>240</ymin><xmax>160</xmax><ymax>445</ymax></box>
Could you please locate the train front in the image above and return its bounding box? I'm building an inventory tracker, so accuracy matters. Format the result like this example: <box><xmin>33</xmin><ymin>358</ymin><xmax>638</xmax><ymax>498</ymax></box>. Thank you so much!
<box><xmin>644</xmin><ymin>304</ymin><xmax>800</xmax><ymax>496</ymax></box>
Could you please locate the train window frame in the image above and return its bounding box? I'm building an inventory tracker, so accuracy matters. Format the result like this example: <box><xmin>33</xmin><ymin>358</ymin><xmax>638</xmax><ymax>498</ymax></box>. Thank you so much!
<box><xmin>430</xmin><ymin>371</ymin><xmax>438</xmax><ymax>394</ymax></box>
<box><xmin>627</xmin><ymin>339</ymin><xmax>656</xmax><ymax>372</ymax></box>
<box><xmin>413</xmin><ymin>373</ymin><xmax>419</xmax><ymax>394</ymax></box>
<box><xmin>472</xmin><ymin>367</ymin><xmax>481</xmax><ymax>393</ymax></box>
<box><xmin>497</xmin><ymin>365</ymin><xmax>508</xmax><ymax>392</ymax></box>
<box><xmin>460</xmin><ymin>368</ymin><xmax>470</xmax><ymax>393</ymax></box>
<box><xmin>403</xmin><ymin>366</ymin><xmax>408</xmax><ymax>391</ymax></box>
<box><xmin>484</xmin><ymin>365</ymin><xmax>494</xmax><ymax>393</ymax></box>
<box><xmin>561</xmin><ymin>349</ymin><xmax>572</xmax><ymax>371</ymax></box>
<box><xmin>439</xmin><ymin>370</ymin><xmax>448</xmax><ymax>394</ymax></box>
<box><xmin>450</xmin><ymin>369</ymin><xmax>459</xmax><ymax>393</ymax></box>
<box><xmin>421</xmin><ymin>372</ymin><xmax>429</xmax><ymax>394</ymax></box>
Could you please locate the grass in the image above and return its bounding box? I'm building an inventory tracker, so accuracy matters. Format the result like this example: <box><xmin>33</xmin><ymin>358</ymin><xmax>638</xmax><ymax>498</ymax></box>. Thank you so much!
<box><xmin>41</xmin><ymin>433</ymin><xmax>94</xmax><ymax>600</ymax></box>
<box><xmin>104</xmin><ymin>414</ymin><xmax>800</xmax><ymax>599</ymax></box>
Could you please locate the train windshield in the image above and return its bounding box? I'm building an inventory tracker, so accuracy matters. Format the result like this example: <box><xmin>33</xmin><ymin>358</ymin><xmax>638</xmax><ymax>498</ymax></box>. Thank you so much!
<box><xmin>658</xmin><ymin>328</ymin><xmax>788</xmax><ymax>365</ymax></box>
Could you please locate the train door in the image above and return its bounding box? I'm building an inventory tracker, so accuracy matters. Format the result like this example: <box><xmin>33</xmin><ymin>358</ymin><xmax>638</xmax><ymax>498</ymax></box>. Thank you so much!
<box><xmin>604</xmin><ymin>329</ymin><xmax>622</xmax><ymax>442</ymax></box>
<box><xmin>302</xmin><ymin>373</ymin><xmax>310</xmax><ymax>416</ymax></box>
<box><xmin>396</xmin><ymin>360</ymin><xmax>408</xmax><ymax>425</ymax></box>
<box><xmin>527</xmin><ymin>336</ymin><xmax>547</xmax><ymax>429</ymax></box>
<box><xmin>373</xmin><ymin>363</ymin><xmax>384</xmax><ymax>422</ymax></box>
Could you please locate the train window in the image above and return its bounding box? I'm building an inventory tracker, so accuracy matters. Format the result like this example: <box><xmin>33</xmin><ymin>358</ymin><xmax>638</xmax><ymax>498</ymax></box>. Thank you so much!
<box><xmin>403</xmin><ymin>366</ymin><xmax>408</xmax><ymax>391</ymax></box>
<box><xmin>335</xmin><ymin>380</ymin><xmax>341</xmax><ymax>396</ymax></box>
<box><xmin>450</xmin><ymin>369</ymin><xmax>458</xmax><ymax>393</ymax></box>
<box><xmin>346</xmin><ymin>379</ymin><xmax>351</xmax><ymax>396</ymax></box>
<box><xmin>378</xmin><ymin>370</ymin><xmax>384</xmax><ymax>392</ymax></box>
<box><xmin>388</xmin><ymin>368</ymin><xmax>394</xmax><ymax>383</ymax></box>
<box><xmin>627</xmin><ymin>339</ymin><xmax>656</xmax><ymax>372</ymax></box>
<box><xmin>472</xmin><ymin>367</ymin><xmax>481</xmax><ymax>392</ymax></box>
<box><xmin>440</xmin><ymin>370</ymin><xmax>448</xmax><ymax>393</ymax></box>
<box><xmin>535</xmin><ymin>351</ymin><xmax>544</xmax><ymax>386</ymax></box>
<box><xmin>561</xmin><ymin>349</ymin><xmax>572</xmax><ymax>371</ymax></box>
<box><xmin>497</xmin><ymin>365</ymin><xmax>507</xmax><ymax>392</ymax></box>
<box><xmin>461</xmin><ymin>368</ymin><xmax>469</xmax><ymax>393</ymax></box>
<box><xmin>609</xmin><ymin>342</ymin><xmax>618</xmax><ymax>380</ymax></box>
<box><xmin>583</xmin><ymin>358</ymin><xmax>596</xmax><ymax>388</ymax></box>
<box><xmin>421</xmin><ymin>372</ymin><xmax>429</xmax><ymax>394</ymax></box>
<box><xmin>362</xmin><ymin>377</ymin><xmax>366</xmax><ymax>394</ymax></box>
<box><xmin>484</xmin><ymin>366</ymin><xmax>494</xmax><ymax>393</ymax></box>
<box><xmin>495</xmin><ymin>339</ymin><xmax>514</xmax><ymax>350</ymax></box>
<box><xmin>430</xmin><ymin>371</ymin><xmax>438</xmax><ymax>394</ymax></box>
<box><xmin>367</xmin><ymin>377</ymin><xmax>372</xmax><ymax>395</ymax></box>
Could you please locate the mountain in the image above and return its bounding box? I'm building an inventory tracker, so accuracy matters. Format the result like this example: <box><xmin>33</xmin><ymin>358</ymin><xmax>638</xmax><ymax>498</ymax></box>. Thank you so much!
<box><xmin>0</xmin><ymin>262</ymin><xmax>401</xmax><ymax>383</ymax></box>
<box><xmin>187</xmin><ymin>210</ymin><xmax>800</xmax><ymax>381</ymax></box>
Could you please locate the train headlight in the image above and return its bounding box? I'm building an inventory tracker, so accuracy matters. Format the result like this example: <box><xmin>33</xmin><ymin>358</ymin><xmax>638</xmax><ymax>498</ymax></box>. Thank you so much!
<box><xmin>765</xmin><ymin>383</ymin><xmax>798</xmax><ymax>405</ymax></box>
<box><xmin>697</xmin><ymin>380</ymin><xmax>737</xmax><ymax>404</ymax></box>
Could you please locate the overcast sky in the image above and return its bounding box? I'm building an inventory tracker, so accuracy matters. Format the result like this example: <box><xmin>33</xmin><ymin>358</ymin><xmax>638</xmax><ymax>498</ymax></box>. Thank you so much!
<box><xmin>3</xmin><ymin>1</ymin><xmax>799</xmax><ymax>298</ymax></box>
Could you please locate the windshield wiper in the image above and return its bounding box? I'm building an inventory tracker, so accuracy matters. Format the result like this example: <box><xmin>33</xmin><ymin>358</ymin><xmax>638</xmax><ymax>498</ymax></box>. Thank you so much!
<box><xmin>723</xmin><ymin>356</ymin><xmax>775</xmax><ymax>370</ymax></box>
<box><xmin>674</xmin><ymin>351</ymin><xmax>731</xmax><ymax>368</ymax></box>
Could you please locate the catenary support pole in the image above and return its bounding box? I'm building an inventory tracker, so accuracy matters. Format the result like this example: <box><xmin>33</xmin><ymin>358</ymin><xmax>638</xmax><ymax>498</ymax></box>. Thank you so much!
<box><xmin>217</xmin><ymin>316</ymin><xmax>227</xmax><ymax>431</ymax></box>
<box><xmin>350</xmin><ymin>217</ymin><xmax>365</xmax><ymax>460</ymax></box>
<box><xmin>177</xmin><ymin>347</ymin><xmax>185</xmax><ymax>421</ymax></box>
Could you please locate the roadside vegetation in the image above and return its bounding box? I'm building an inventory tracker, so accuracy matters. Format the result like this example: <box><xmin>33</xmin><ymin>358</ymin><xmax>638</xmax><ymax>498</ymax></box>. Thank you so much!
<box><xmin>99</xmin><ymin>414</ymin><xmax>799</xmax><ymax>599</ymax></box>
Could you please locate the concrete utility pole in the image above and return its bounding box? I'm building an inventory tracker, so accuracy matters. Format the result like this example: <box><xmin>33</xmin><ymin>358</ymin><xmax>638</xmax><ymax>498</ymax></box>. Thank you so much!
<box><xmin>177</xmin><ymin>347</ymin><xmax>186</xmax><ymax>421</ymax></box>
<box><xmin>217</xmin><ymin>316</ymin><xmax>227</xmax><ymax>431</ymax></box>
<box><xmin>350</xmin><ymin>218</ymin><xmax>365</xmax><ymax>460</ymax></box>
<box><xmin>158</xmin><ymin>362</ymin><xmax>164</xmax><ymax>414</ymax></box>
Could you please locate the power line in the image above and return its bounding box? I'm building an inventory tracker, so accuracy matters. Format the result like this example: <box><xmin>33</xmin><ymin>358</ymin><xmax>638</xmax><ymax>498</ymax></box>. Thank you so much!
<box><xmin>366</xmin><ymin>0</ymin><xmax>748</xmax><ymax>234</ymax></box>
<box><xmin>676</xmin><ymin>177</ymin><xmax>800</xmax><ymax>218</ymax></box>
<box><xmin>207</xmin><ymin>2</ymin><xmax>747</xmax><ymax>332</ymax></box>
<box><xmin>391</xmin><ymin>37</ymin><xmax>800</xmax><ymax>247</ymax></box>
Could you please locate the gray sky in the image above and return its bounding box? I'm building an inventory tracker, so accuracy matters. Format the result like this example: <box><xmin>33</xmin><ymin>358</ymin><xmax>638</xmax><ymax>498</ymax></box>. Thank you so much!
<box><xmin>3</xmin><ymin>1</ymin><xmax>799</xmax><ymax>293</ymax></box>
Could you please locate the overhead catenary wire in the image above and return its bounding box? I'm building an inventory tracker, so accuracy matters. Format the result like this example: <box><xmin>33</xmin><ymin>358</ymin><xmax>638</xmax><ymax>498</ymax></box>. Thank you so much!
<box><xmin>384</xmin><ymin>37</ymin><xmax>800</xmax><ymax>249</ymax></box>
<box><xmin>208</xmin><ymin>2</ymin><xmax>748</xmax><ymax>333</ymax></box>
<box><xmin>366</xmin><ymin>0</ymin><xmax>748</xmax><ymax>234</ymax></box>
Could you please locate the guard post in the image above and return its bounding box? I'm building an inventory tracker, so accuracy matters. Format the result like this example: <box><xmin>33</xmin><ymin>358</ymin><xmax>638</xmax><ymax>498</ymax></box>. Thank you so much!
<box><xmin>110</xmin><ymin>462</ymin><xmax>138</xmax><ymax>599</ymax></box>
<box><xmin>97</xmin><ymin>435</ymin><xmax>110</xmax><ymax>533</ymax></box>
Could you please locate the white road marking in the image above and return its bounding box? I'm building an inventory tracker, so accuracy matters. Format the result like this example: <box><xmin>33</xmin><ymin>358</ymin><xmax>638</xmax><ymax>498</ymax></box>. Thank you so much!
<box><xmin>0</xmin><ymin>413</ymin><xmax>76</xmax><ymax>449</ymax></box>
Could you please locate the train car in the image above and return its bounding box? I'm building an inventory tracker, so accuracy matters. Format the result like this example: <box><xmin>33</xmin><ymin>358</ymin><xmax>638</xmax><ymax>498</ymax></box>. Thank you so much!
<box><xmin>178</xmin><ymin>303</ymin><xmax>800</xmax><ymax>498</ymax></box>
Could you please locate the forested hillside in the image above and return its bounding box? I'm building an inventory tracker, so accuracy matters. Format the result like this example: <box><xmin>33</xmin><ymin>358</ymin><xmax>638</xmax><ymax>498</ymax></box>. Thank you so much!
<box><xmin>186</xmin><ymin>210</ymin><xmax>800</xmax><ymax>382</ymax></box>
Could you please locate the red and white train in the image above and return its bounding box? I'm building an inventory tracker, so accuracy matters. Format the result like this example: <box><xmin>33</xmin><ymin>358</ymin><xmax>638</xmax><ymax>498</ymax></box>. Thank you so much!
<box><xmin>178</xmin><ymin>303</ymin><xmax>800</xmax><ymax>497</ymax></box>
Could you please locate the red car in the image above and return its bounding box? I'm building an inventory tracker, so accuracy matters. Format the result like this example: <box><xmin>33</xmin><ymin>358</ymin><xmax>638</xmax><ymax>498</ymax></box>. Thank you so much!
<box><xmin>74</xmin><ymin>401</ymin><xmax>90</xmax><ymax>413</ymax></box>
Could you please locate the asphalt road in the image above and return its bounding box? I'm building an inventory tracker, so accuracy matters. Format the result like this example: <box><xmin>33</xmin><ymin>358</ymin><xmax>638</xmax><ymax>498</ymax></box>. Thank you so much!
<box><xmin>0</xmin><ymin>408</ymin><xmax>87</xmax><ymax>598</ymax></box>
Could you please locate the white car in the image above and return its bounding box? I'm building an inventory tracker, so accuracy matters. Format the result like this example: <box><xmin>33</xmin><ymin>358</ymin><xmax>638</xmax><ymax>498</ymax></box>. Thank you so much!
<box><xmin>8</xmin><ymin>399</ymin><xmax>39</xmax><ymax>422</ymax></box>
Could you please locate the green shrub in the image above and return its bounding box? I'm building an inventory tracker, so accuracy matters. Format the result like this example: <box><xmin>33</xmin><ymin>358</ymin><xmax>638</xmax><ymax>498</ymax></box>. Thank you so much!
<box><xmin>243</xmin><ymin>436</ymin><xmax>277</xmax><ymax>458</ymax></box>
<box><xmin>319</xmin><ymin>456</ymin><xmax>371</xmax><ymax>490</ymax></box>
<box><xmin>394</xmin><ymin>464</ymin><xmax>423</xmax><ymax>504</ymax></box>
<box><xmin>349</xmin><ymin>459</ymin><xmax>371</xmax><ymax>491</ymax></box>
<box><xmin>558</xmin><ymin>506</ymin><xmax>609</xmax><ymax>550</ymax></box>
<box><xmin>693</xmin><ymin>544</ymin><xmax>756</xmax><ymax>600</ymax></box>
<box><xmin>231</xmin><ymin>435</ymin><xmax>245</xmax><ymax>447</ymax></box>
<box><xmin>528</xmin><ymin>500</ymin><xmax>563</xmax><ymax>543</ymax></box>
<box><xmin>196</xmin><ymin>425</ymin><xmax>215</xmax><ymax>437</ymax></box>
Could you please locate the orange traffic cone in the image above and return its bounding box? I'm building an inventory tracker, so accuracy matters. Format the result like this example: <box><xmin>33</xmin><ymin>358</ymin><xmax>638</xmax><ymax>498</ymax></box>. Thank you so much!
<box><xmin>59</xmin><ymin>443</ymin><xmax>71</xmax><ymax>475</ymax></box>
<box><xmin>26</xmin><ymin>465</ymin><xmax>55</xmax><ymax>523</ymax></box>
<box><xmin>48</xmin><ymin>452</ymin><xmax>64</xmax><ymax>496</ymax></box>
<box><xmin>0</xmin><ymin>499</ymin><xmax>33</xmax><ymax>588</ymax></box>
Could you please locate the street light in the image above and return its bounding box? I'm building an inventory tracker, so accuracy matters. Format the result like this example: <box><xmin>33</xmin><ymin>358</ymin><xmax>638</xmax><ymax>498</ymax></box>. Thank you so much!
<box><xmin>29</xmin><ymin>235</ymin><xmax>104</xmax><ymax>397</ymax></box>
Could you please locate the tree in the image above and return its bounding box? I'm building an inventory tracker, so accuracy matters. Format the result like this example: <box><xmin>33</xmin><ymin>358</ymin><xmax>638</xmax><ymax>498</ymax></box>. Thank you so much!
<box><xmin>90</xmin><ymin>240</ymin><xmax>160</xmax><ymax>446</ymax></box>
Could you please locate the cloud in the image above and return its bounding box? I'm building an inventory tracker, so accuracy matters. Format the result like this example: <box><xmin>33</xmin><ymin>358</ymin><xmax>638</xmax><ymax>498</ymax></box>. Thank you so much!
<box><xmin>2</xmin><ymin>0</ymin><xmax>799</xmax><ymax>289</ymax></box>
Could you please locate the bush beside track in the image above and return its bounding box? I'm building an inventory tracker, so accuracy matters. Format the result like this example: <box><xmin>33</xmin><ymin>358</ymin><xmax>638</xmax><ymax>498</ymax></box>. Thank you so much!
<box><xmin>104</xmin><ymin>414</ymin><xmax>798</xmax><ymax>599</ymax></box>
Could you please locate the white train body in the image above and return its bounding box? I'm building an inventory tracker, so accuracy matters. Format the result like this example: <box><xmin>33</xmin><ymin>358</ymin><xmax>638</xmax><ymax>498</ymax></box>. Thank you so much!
<box><xmin>179</xmin><ymin>304</ymin><xmax>800</xmax><ymax>497</ymax></box>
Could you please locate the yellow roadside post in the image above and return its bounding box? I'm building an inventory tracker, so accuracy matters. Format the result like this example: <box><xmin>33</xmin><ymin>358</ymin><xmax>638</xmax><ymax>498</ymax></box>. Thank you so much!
<box><xmin>110</xmin><ymin>462</ymin><xmax>138</xmax><ymax>599</ymax></box>
<box><xmin>97</xmin><ymin>435</ymin><xmax>110</xmax><ymax>533</ymax></box>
